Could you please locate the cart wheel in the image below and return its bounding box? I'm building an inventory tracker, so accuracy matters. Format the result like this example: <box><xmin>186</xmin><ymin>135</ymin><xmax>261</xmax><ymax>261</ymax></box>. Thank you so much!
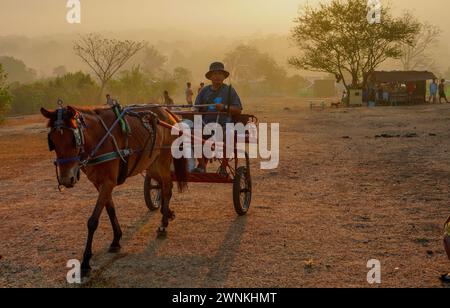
<box><xmin>233</xmin><ymin>166</ymin><xmax>252</xmax><ymax>216</ymax></box>
<box><xmin>144</xmin><ymin>176</ymin><xmax>161</xmax><ymax>211</ymax></box>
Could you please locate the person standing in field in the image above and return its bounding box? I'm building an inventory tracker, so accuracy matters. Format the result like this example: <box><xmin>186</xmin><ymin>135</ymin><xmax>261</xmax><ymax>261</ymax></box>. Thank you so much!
<box><xmin>439</xmin><ymin>79</ymin><xmax>449</xmax><ymax>103</ymax></box>
<box><xmin>185</xmin><ymin>82</ymin><xmax>194</xmax><ymax>105</ymax></box>
<box><xmin>429</xmin><ymin>79</ymin><xmax>438</xmax><ymax>103</ymax></box>
<box><xmin>163</xmin><ymin>90</ymin><xmax>174</xmax><ymax>105</ymax></box>
<box><xmin>198</xmin><ymin>82</ymin><xmax>205</xmax><ymax>95</ymax></box>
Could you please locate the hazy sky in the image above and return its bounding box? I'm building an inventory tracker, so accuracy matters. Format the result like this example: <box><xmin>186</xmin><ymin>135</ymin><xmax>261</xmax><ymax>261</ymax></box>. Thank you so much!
<box><xmin>1</xmin><ymin>0</ymin><xmax>449</xmax><ymax>37</ymax></box>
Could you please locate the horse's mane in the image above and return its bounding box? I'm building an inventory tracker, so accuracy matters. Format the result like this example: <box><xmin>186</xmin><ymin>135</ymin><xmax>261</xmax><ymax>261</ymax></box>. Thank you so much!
<box><xmin>73</xmin><ymin>105</ymin><xmax>110</xmax><ymax>115</ymax></box>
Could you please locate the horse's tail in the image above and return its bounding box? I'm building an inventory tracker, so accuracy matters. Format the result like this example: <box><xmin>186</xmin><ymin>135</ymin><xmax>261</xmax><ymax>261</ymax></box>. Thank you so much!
<box><xmin>173</xmin><ymin>157</ymin><xmax>189</xmax><ymax>192</ymax></box>
<box><xmin>163</xmin><ymin>107</ymin><xmax>189</xmax><ymax>192</ymax></box>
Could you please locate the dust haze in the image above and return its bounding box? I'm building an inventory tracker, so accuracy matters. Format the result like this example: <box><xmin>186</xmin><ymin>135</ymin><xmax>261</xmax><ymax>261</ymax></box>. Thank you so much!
<box><xmin>0</xmin><ymin>0</ymin><xmax>449</xmax><ymax>79</ymax></box>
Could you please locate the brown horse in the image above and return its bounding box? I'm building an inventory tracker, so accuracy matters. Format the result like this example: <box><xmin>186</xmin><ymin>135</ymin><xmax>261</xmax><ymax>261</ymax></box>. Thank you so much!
<box><xmin>41</xmin><ymin>104</ymin><xmax>188</xmax><ymax>276</ymax></box>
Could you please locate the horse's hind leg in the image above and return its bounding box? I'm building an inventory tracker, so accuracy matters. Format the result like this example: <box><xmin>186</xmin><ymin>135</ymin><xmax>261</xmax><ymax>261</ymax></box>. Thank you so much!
<box><xmin>106</xmin><ymin>199</ymin><xmax>122</xmax><ymax>253</ymax></box>
<box><xmin>157</xmin><ymin>178</ymin><xmax>174</xmax><ymax>237</ymax></box>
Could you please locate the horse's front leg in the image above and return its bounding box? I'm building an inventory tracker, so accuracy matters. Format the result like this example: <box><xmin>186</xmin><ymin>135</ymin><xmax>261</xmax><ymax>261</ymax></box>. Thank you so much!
<box><xmin>157</xmin><ymin>179</ymin><xmax>174</xmax><ymax>237</ymax></box>
<box><xmin>81</xmin><ymin>183</ymin><xmax>114</xmax><ymax>276</ymax></box>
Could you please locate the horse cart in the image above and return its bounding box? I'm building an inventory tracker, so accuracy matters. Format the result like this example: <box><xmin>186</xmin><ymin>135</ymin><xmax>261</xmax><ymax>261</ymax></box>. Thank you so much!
<box><xmin>143</xmin><ymin>107</ymin><xmax>258</xmax><ymax>216</ymax></box>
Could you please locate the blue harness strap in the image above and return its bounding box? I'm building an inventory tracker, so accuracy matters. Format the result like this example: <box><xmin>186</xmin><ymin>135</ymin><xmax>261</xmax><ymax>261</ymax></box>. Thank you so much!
<box><xmin>54</xmin><ymin>156</ymin><xmax>81</xmax><ymax>166</ymax></box>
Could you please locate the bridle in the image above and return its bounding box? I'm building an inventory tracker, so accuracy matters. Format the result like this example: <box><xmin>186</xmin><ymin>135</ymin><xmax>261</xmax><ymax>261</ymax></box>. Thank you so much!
<box><xmin>48</xmin><ymin>104</ymin><xmax>87</xmax><ymax>191</ymax></box>
<box><xmin>47</xmin><ymin>102</ymin><xmax>158</xmax><ymax>191</ymax></box>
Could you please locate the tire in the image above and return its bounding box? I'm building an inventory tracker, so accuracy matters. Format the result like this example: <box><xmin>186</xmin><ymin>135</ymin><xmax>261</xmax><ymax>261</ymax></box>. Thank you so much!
<box><xmin>233</xmin><ymin>166</ymin><xmax>252</xmax><ymax>216</ymax></box>
<box><xmin>144</xmin><ymin>176</ymin><xmax>161</xmax><ymax>211</ymax></box>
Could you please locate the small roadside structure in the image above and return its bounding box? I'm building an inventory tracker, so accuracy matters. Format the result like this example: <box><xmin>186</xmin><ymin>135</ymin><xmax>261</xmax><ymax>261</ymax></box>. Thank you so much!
<box><xmin>368</xmin><ymin>71</ymin><xmax>437</xmax><ymax>105</ymax></box>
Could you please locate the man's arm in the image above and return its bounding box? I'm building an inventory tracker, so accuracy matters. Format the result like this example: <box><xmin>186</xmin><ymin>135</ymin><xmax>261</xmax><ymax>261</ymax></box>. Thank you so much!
<box><xmin>230</xmin><ymin>86</ymin><xmax>243</xmax><ymax>116</ymax></box>
<box><xmin>216</xmin><ymin>104</ymin><xmax>241</xmax><ymax>116</ymax></box>
<box><xmin>216</xmin><ymin>86</ymin><xmax>242</xmax><ymax>115</ymax></box>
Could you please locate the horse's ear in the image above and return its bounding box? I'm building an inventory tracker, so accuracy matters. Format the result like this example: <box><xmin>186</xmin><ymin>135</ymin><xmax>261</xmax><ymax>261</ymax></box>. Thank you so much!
<box><xmin>40</xmin><ymin>107</ymin><xmax>53</xmax><ymax>119</ymax></box>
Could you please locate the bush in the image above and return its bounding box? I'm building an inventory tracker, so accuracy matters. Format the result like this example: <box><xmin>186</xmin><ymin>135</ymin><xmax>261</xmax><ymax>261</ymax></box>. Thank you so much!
<box><xmin>0</xmin><ymin>65</ymin><xmax>11</xmax><ymax>122</ymax></box>
<box><xmin>9</xmin><ymin>71</ymin><xmax>99</xmax><ymax>115</ymax></box>
<box><xmin>107</xmin><ymin>66</ymin><xmax>182</xmax><ymax>105</ymax></box>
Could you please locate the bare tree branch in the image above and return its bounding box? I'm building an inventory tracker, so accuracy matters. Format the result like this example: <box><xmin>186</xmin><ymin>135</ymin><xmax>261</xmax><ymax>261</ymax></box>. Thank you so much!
<box><xmin>73</xmin><ymin>34</ymin><xmax>146</xmax><ymax>101</ymax></box>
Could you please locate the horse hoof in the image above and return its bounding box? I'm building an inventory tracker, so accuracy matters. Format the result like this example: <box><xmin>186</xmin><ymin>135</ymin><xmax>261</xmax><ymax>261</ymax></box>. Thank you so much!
<box><xmin>157</xmin><ymin>227</ymin><xmax>167</xmax><ymax>238</ymax></box>
<box><xmin>108</xmin><ymin>245</ymin><xmax>121</xmax><ymax>253</ymax></box>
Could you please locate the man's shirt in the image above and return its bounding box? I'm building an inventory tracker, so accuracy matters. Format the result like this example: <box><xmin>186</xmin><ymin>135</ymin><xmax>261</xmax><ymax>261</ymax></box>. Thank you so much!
<box><xmin>195</xmin><ymin>84</ymin><xmax>242</xmax><ymax>124</ymax></box>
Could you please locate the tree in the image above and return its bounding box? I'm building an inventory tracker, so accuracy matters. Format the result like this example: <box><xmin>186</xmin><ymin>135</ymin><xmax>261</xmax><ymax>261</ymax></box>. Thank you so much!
<box><xmin>400</xmin><ymin>23</ymin><xmax>441</xmax><ymax>71</ymax></box>
<box><xmin>224</xmin><ymin>45</ymin><xmax>261</xmax><ymax>83</ymax></box>
<box><xmin>73</xmin><ymin>34</ymin><xmax>146</xmax><ymax>102</ymax></box>
<box><xmin>53</xmin><ymin>65</ymin><xmax>68</xmax><ymax>77</ymax></box>
<box><xmin>224</xmin><ymin>44</ymin><xmax>295</xmax><ymax>95</ymax></box>
<box><xmin>0</xmin><ymin>56</ymin><xmax>37</xmax><ymax>84</ymax></box>
<box><xmin>107</xmin><ymin>66</ymin><xmax>152</xmax><ymax>104</ymax></box>
<box><xmin>142</xmin><ymin>46</ymin><xmax>168</xmax><ymax>76</ymax></box>
<box><xmin>0</xmin><ymin>64</ymin><xmax>12</xmax><ymax>122</ymax></box>
<box><xmin>289</xmin><ymin>0</ymin><xmax>420</xmax><ymax>90</ymax></box>
<box><xmin>224</xmin><ymin>45</ymin><xmax>287</xmax><ymax>84</ymax></box>
<box><xmin>444</xmin><ymin>67</ymin><xmax>450</xmax><ymax>80</ymax></box>
<box><xmin>172</xmin><ymin>67</ymin><xmax>193</xmax><ymax>84</ymax></box>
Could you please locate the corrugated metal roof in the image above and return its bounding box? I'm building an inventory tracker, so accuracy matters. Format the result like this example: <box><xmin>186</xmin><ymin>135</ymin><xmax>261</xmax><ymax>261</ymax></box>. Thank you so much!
<box><xmin>371</xmin><ymin>71</ymin><xmax>437</xmax><ymax>83</ymax></box>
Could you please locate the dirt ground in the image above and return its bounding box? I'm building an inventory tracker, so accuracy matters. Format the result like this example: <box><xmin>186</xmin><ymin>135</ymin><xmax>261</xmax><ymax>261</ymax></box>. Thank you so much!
<box><xmin>1</xmin><ymin>98</ymin><xmax>450</xmax><ymax>288</ymax></box>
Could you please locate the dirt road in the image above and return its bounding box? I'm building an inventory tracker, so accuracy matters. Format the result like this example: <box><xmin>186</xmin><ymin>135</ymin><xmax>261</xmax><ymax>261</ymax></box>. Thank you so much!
<box><xmin>1</xmin><ymin>99</ymin><xmax>449</xmax><ymax>288</ymax></box>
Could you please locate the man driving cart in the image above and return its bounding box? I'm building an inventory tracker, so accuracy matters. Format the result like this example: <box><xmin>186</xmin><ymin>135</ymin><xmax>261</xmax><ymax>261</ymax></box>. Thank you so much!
<box><xmin>192</xmin><ymin>62</ymin><xmax>243</xmax><ymax>172</ymax></box>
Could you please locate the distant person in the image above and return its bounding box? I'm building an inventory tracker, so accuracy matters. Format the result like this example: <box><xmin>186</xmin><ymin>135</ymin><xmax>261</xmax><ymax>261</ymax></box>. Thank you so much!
<box><xmin>163</xmin><ymin>90</ymin><xmax>174</xmax><ymax>105</ymax></box>
<box><xmin>406</xmin><ymin>82</ymin><xmax>416</xmax><ymax>103</ymax></box>
<box><xmin>367</xmin><ymin>85</ymin><xmax>376</xmax><ymax>107</ymax></box>
<box><xmin>429</xmin><ymin>79</ymin><xmax>438</xmax><ymax>103</ymax></box>
<box><xmin>198</xmin><ymin>82</ymin><xmax>205</xmax><ymax>95</ymax></box>
<box><xmin>106</xmin><ymin>94</ymin><xmax>114</xmax><ymax>106</ymax></box>
<box><xmin>382</xmin><ymin>86</ymin><xmax>390</xmax><ymax>103</ymax></box>
<box><xmin>439</xmin><ymin>79</ymin><xmax>449</xmax><ymax>103</ymax></box>
<box><xmin>377</xmin><ymin>85</ymin><xmax>383</xmax><ymax>103</ymax></box>
<box><xmin>185</xmin><ymin>82</ymin><xmax>194</xmax><ymax>105</ymax></box>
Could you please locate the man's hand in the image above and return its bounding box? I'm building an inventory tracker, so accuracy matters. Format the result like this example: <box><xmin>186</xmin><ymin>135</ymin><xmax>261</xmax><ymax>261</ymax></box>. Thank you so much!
<box><xmin>214</xmin><ymin>104</ymin><xmax>242</xmax><ymax>116</ymax></box>
<box><xmin>215</xmin><ymin>103</ymin><xmax>224</xmax><ymax>111</ymax></box>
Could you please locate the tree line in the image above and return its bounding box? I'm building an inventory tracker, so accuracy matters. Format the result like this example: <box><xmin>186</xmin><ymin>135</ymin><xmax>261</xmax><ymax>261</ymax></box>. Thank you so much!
<box><xmin>0</xmin><ymin>0</ymin><xmax>443</xmax><ymax>121</ymax></box>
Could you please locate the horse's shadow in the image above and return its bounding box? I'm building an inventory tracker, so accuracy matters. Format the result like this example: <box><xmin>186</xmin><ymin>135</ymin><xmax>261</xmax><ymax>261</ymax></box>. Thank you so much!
<box><xmin>83</xmin><ymin>214</ymin><xmax>248</xmax><ymax>288</ymax></box>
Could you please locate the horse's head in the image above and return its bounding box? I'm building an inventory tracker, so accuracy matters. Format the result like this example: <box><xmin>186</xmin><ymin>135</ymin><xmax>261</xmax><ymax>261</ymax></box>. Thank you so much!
<box><xmin>41</xmin><ymin>105</ymin><xmax>85</xmax><ymax>189</ymax></box>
